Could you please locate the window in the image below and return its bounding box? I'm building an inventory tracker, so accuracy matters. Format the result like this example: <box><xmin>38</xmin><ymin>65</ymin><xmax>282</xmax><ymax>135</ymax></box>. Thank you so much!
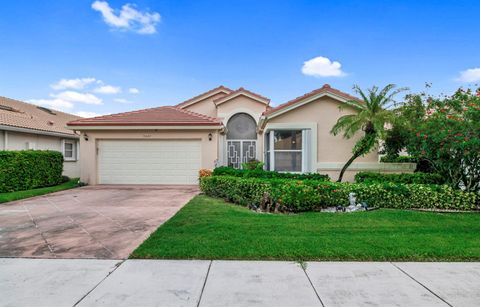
<box><xmin>266</xmin><ymin>129</ymin><xmax>309</xmax><ymax>173</ymax></box>
<box><xmin>63</xmin><ymin>140</ymin><xmax>76</xmax><ymax>161</ymax></box>
<box><xmin>226</xmin><ymin>113</ymin><xmax>257</xmax><ymax>140</ymax></box>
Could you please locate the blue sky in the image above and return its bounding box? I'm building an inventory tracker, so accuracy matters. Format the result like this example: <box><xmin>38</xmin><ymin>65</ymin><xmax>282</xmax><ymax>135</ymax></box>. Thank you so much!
<box><xmin>0</xmin><ymin>0</ymin><xmax>479</xmax><ymax>117</ymax></box>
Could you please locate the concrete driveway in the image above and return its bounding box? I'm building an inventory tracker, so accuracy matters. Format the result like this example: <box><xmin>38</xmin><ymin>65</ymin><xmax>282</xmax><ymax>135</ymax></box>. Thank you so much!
<box><xmin>0</xmin><ymin>185</ymin><xmax>198</xmax><ymax>259</ymax></box>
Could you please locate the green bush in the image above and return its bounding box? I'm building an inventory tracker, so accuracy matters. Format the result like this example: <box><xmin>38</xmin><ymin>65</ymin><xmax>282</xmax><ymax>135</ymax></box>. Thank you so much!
<box><xmin>212</xmin><ymin>166</ymin><xmax>330</xmax><ymax>181</ymax></box>
<box><xmin>380</xmin><ymin>155</ymin><xmax>417</xmax><ymax>163</ymax></box>
<box><xmin>355</xmin><ymin>171</ymin><xmax>446</xmax><ymax>185</ymax></box>
<box><xmin>0</xmin><ymin>150</ymin><xmax>64</xmax><ymax>193</ymax></box>
<box><xmin>200</xmin><ymin>176</ymin><xmax>478</xmax><ymax>212</ymax></box>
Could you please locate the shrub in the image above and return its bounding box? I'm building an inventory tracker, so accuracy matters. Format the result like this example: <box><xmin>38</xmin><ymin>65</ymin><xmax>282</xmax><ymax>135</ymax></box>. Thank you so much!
<box><xmin>212</xmin><ymin>166</ymin><xmax>330</xmax><ymax>181</ymax></box>
<box><xmin>241</xmin><ymin>159</ymin><xmax>264</xmax><ymax>170</ymax></box>
<box><xmin>355</xmin><ymin>172</ymin><xmax>446</xmax><ymax>185</ymax></box>
<box><xmin>200</xmin><ymin>176</ymin><xmax>478</xmax><ymax>212</ymax></box>
<box><xmin>380</xmin><ymin>155</ymin><xmax>417</xmax><ymax>163</ymax></box>
<box><xmin>0</xmin><ymin>150</ymin><xmax>64</xmax><ymax>193</ymax></box>
<box><xmin>198</xmin><ymin>169</ymin><xmax>212</xmax><ymax>178</ymax></box>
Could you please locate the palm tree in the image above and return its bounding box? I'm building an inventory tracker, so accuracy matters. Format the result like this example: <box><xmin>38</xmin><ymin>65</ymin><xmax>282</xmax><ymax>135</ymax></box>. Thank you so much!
<box><xmin>331</xmin><ymin>84</ymin><xmax>408</xmax><ymax>182</ymax></box>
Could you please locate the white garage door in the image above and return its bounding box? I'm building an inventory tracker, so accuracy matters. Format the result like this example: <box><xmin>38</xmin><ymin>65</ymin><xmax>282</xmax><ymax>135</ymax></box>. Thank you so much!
<box><xmin>98</xmin><ymin>140</ymin><xmax>201</xmax><ymax>184</ymax></box>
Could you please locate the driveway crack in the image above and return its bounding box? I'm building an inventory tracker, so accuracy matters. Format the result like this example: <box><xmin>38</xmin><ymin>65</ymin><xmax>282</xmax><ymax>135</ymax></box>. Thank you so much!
<box><xmin>22</xmin><ymin>204</ymin><xmax>56</xmax><ymax>258</ymax></box>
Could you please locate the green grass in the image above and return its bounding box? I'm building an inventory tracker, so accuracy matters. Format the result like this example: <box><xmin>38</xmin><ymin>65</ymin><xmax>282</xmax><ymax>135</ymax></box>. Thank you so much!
<box><xmin>132</xmin><ymin>195</ymin><xmax>480</xmax><ymax>261</ymax></box>
<box><xmin>0</xmin><ymin>179</ymin><xmax>80</xmax><ymax>204</ymax></box>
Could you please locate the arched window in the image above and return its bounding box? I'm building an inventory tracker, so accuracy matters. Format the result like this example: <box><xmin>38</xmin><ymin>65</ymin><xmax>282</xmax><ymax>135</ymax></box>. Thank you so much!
<box><xmin>226</xmin><ymin>113</ymin><xmax>257</xmax><ymax>140</ymax></box>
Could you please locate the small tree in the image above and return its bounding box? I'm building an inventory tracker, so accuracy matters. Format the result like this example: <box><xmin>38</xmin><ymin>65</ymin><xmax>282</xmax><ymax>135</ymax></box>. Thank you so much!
<box><xmin>331</xmin><ymin>84</ymin><xmax>407</xmax><ymax>182</ymax></box>
<box><xmin>404</xmin><ymin>88</ymin><xmax>480</xmax><ymax>192</ymax></box>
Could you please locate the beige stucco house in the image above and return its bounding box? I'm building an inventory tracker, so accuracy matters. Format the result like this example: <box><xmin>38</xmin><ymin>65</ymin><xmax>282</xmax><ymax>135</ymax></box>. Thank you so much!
<box><xmin>0</xmin><ymin>96</ymin><xmax>81</xmax><ymax>178</ymax></box>
<box><xmin>67</xmin><ymin>84</ymin><xmax>412</xmax><ymax>185</ymax></box>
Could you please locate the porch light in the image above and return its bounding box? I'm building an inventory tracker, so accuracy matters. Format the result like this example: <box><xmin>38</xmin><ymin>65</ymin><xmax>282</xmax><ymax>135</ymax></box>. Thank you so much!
<box><xmin>83</xmin><ymin>133</ymin><xmax>89</xmax><ymax>141</ymax></box>
<box><xmin>208</xmin><ymin>133</ymin><xmax>213</xmax><ymax>141</ymax></box>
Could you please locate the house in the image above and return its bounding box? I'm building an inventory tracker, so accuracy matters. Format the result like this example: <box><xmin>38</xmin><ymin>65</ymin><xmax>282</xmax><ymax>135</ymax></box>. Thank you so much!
<box><xmin>0</xmin><ymin>96</ymin><xmax>81</xmax><ymax>178</ymax></box>
<box><xmin>67</xmin><ymin>84</ymin><xmax>412</xmax><ymax>185</ymax></box>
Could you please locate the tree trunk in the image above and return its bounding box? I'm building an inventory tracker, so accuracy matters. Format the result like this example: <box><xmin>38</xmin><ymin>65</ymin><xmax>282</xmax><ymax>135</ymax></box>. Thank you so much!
<box><xmin>337</xmin><ymin>151</ymin><xmax>362</xmax><ymax>182</ymax></box>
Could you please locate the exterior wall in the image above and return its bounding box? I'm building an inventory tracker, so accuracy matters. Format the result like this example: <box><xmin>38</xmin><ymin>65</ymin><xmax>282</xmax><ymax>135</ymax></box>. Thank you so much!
<box><xmin>0</xmin><ymin>129</ymin><xmax>80</xmax><ymax>178</ymax></box>
<box><xmin>0</xmin><ymin>131</ymin><xmax>4</xmax><ymax>150</ymax></box>
<box><xmin>216</xmin><ymin>95</ymin><xmax>269</xmax><ymax>165</ymax></box>
<box><xmin>78</xmin><ymin>129</ymin><xmax>218</xmax><ymax>185</ymax></box>
<box><xmin>266</xmin><ymin>96</ymin><xmax>379</xmax><ymax>181</ymax></box>
<box><xmin>182</xmin><ymin>93</ymin><xmax>227</xmax><ymax>118</ymax></box>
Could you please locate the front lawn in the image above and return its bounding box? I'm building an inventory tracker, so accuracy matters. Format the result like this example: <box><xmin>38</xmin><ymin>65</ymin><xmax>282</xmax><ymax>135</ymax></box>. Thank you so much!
<box><xmin>0</xmin><ymin>178</ymin><xmax>80</xmax><ymax>204</ymax></box>
<box><xmin>132</xmin><ymin>195</ymin><xmax>480</xmax><ymax>261</ymax></box>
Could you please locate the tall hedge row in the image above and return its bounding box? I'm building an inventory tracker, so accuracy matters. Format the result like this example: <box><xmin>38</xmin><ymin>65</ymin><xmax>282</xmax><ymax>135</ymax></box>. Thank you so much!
<box><xmin>354</xmin><ymin>171</ymin><xmax>446</xmax><ymax>185</ymax></box>
<box><xmin>0</xmin><ymin>150</ymin><xmax>64</xmax><ymax>192</ymax></box>
<box><xmin>200</xmin><ymin>176</ymin><xmax>478</xmax><ymax>212</ymax></box>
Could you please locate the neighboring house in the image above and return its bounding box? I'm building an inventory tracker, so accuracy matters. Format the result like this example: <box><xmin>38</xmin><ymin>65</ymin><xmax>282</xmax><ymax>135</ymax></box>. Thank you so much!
<box><xmin>0</xmin><ymin>96</ymin><xmax>81</xmax><ymax>178</ymax></box>
<box><xmin>67</xmin><ymin>84</ymin><xmax>412</xmax><ymax>185</ymax></box>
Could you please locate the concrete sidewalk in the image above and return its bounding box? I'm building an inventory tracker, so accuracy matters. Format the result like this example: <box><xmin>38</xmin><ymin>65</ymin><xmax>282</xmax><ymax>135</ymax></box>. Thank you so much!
<box><xmin>1</xmin><ymin>259</ymin><xmax>479</xmax><ymax>307</ymax></box>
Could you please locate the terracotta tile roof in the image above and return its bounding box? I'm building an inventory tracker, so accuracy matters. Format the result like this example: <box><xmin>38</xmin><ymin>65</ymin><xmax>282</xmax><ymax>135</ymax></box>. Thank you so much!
<box><xmin>264</xmin><ymin>84</ymin><xmax>362</xmax><ymax>116</ymax></box>
<box><xmin>176</xmin><ymin>85</ymin><xmax>233</xmax><ymax>108</ymax></box>
<box><xmin>0</xmin><ymin>96</ymin><xmax>80</xmax><ymax>136</ymax></box>
<box><xmin>67</xmin><ymin>106</ymin><xmax>222</xmax><ymax>126</ymax></box>
<box><xmin>213</xmin><ymin>87</ymin><xmax>270</xmax><ymax>105</ymax></box>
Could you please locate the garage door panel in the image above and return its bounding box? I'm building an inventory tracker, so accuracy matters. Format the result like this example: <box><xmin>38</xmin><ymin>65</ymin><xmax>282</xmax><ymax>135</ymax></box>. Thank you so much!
<box><xmin>98</xmin><ymin>140</ymin><xmax>201</xmax><ymax>184</ymax></box>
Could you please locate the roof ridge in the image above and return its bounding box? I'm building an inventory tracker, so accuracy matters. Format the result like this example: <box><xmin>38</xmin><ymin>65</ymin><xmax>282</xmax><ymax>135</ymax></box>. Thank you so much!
<box><xmin>264</xmin><ymin>84</ymin><xmax>362</xmax><ymax>116</ymax></box>
<box><xmin>213</xmin><ymin>87</ymin><xmax>270</xmax><ymax>104</ymax></box>
<box><xmin>176</xmin><ymin>85</ymin><xmax>233</xmax><ymax>108</ymax></box>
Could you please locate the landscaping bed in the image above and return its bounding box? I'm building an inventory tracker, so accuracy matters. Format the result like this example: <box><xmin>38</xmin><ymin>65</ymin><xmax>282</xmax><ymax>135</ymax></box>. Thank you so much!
<box><xmin>200</xmin><ymin>175</ymin><xmax>478</xmax><ymax>212</ymax></box>
<box><xmin>131</xmin><ymin>195</ymin><xmax>480</xmax><ymax>261</ymax></box>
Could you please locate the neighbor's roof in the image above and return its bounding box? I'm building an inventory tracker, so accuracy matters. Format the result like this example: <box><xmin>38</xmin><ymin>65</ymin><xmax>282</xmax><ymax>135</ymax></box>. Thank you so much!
<box><xmin>176</xmin><ymin>85</ymin><xmax>233</xmax><ymax>108</ymax></box>
<box><xmin>0</xmin><ymin>96</ymin><xmax>80</xmax><ymax>136</ymax></box>
<box><xmin>67</xmin><ymin>106</ymin><xmax>222</xmax><ymax>126</ymax></box>
<box><xmin>264</xmin><ymin>84</ymin><xmax>362</xmax><ymax>116</ymax></box>
<box><xmin>213</xmin><ymin>87</ymin><xmax>270</xmax><ymax>106</ymax></box>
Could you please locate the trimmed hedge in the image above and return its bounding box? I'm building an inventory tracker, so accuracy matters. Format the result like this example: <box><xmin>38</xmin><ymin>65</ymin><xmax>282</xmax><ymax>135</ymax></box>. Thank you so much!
<box><xmin>0</xmin><ymin>150</ymin><xmax>64</xmax><ymax>193</ymax></box>
<box><xmin>380</xmin><ymin>155</ymin><xmax>417</xmax><ymax>163</ymax></box>
<box><xmin>200</xmin><ymin>176</ymin><xmax>478</xmax><ymax>212</ymax></box>
<box><xmin>212</xmin><ymin>166</ymin><xmax>330</xmax><ymax>181</ymax></box>
<box><xmin>355</xmin><ymin>171</ymin><xmax>446</xmax><ymax>185</ymax></box>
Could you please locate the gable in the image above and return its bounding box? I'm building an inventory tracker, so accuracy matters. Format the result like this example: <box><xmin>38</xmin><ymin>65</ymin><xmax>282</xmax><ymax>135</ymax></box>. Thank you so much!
<box><xmin>182</xmin><ymin>92</ymin><xmax>227</xmax><ymax>118</ymax></box>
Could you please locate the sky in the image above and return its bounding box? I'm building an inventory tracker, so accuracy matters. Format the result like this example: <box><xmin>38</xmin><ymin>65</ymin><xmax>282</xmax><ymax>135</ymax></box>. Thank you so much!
<box><xmin>0</xmin><ymin>0</ymin><xmax>479</xmax><ymax>117</ymax></box>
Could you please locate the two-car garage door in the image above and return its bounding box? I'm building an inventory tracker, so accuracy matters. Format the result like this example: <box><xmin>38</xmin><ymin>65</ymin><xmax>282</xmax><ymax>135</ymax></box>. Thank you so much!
<box><xmin>98</xmin><ymin>140</ymin><xmax>201</xmax><ymax>184</ymax></box>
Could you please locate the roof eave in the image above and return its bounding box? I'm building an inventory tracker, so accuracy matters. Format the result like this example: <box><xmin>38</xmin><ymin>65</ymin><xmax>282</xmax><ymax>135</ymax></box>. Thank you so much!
<box><xmin>67</xmin><ymin>124</ymin><xmax>223</xmax><ymax>130</ymax></box>
<box><xmin>0</xmin><ymin>124</ymin><xmax>79</xmax><ymax>138</ymax></box>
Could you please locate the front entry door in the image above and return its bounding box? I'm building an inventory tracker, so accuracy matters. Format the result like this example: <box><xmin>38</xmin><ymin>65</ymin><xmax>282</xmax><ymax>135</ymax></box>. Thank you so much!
<box><xmin>227</xmin><ymin>140</ymin><xmax>256</xmax><ymax>169</ymax></box>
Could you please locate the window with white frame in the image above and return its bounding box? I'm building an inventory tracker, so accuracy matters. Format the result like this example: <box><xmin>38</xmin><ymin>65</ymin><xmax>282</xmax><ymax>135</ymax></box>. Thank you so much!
<box><xmin>63</xmin><ymin>140</ymin><xmax>76</xmax><ymax>161</ymax></box>
<box><xmin>265</xmin><ymin>129</ymin><xmax>309</xmax><ymax>173</ymax></box>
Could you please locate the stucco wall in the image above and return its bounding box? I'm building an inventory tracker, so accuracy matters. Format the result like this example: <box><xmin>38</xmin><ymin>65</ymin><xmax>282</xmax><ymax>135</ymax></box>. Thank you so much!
<box><xmin>0</xmin><ymin>130</ymin><xmax>80</xmax><ymax>178</ymax></box>
<box><xmin>78</xmin><ymin>129</ymin><xmax>218</xmax><ymax>185</ymax></box>
<box><xmin>266</xmin><ymin>96</ymin><xmax>379</xmax><ymax>181</ymax></box>
<box><xmin>182</xmin><ymin>93</ymin><xmax>227</xmax><ymax>118</ymax></box>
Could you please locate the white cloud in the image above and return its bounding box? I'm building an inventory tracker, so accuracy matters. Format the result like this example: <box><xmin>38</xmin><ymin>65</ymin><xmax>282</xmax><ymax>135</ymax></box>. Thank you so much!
<box><xmin>51</xmin><ymin>78</ymin><xmax>97</xmax><ymax>90</ymax></box>
<box><xmin>53</xmin><ymin>91</ymin><xmax>103</xmax><ymax>105</ymax></box>
<box><xmin>28</xmin><ymin>99</ymin><xmax>74</xmax><ymax>111</ymax></box>
<box><xmin>128</xmin><ymin>87</ymin><xmax>139</xmax><ymax>94</ymax></box>
<box><xmin>91</xmin><ymin>1</ymin><xmax>161</xmax><ymax>34</ymax></box>
<box><xmin>75</xmin><ymin>111</ymin><xmax>103</xmax><ymax>118</ymax></box>
<box><xmin>114</xmin><ymin>98</ymin><xmax>133</xmax><ymax>104</ymax></box>
<box><xmin>301</xmin><ymin>56</ymin><xmax>346</xmax><ymax>77</ymax></box>
<box><xmin>94</xmin><ymin>85</ymin><xmax>121</xmax><ymax>94</ymax></box>
<box><xmin>456</xmin><ymin>68</ymin><xmax>480</xmax><ymax>82</ymax></box>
